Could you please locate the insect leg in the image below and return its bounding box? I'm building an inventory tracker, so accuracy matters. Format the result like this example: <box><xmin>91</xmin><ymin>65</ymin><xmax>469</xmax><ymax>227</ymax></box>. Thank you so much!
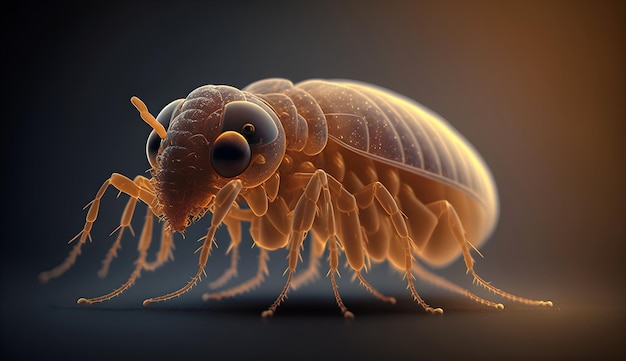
<box><xmin>39</xmin><ymin>173</ymin><xmax>157</xmax><ymax>283</ymax></box>
<box><xmin>425</xmin><ymin>200</ymin><xmax>553</xmax><ymax>307</ymax></box>
<box><xmin>99</xmin><ymin>174</ymin><xmax>162</xmax><ymax>278</ymax></box>
<box><xmin>97</xmin><ymin>197</ymin><xmax>137</xmax><ymax>278</ymax></box>
<box><xmin>291</xmin><ymin>232</ymin><xmax>325</xmax><ymax>289</ymax></box>
<box><xmin>296</xmin><ymin>181</ymin><xmax>357</xmax><ymax>318</ymax></box>
<box><xmin>207</xmin><ymin>213</ymin><xmax>242</xmax><ymax>290</ymax></box>
<box><xmin>333</xmin><ymin>204</ymin><xmax>396</xmax><ymax>304</ymax></box>
<box><xmin>292</xmin><ymin>174</ymin><xmax>335</xmax><ymax>290</ymax></box>
<box><xmin>411</xmin><ymin>260</ymin><xmax>504</xmax><ymax>309</ymax></box>
<box><xmin>324</xmin><ymin>175</ymin><xmax>375</xmax><ymax>317</ymax></box>
<box><xmin>143</xmin><ymin>223</ymin><xmax>174</xmax><ymax>271</ymax></box>
<box><xmin>202</xmin><ymin>248</ymin><xmax>269</xmax><ymax>301</ymax></box>
<box><xmin>262</xmin><ymin>170</ymin><xmax>327</xmax><ymax>317</ymax></box>
<box><xmin>77</xmin><ymin>206</ymin><xmax>155</xmax><ymax>304</ymax></box>
<box><xmin>143</xmin><ymin>179</ymin><xmax>243</xmax><ymax>306</ymax></box>
<box><xmin>206</xmin><ymin>192</ymin><xmax>298</xmax><ymax>299</ymax></box>
<box><xmin>355</xmin><ymin>271</ymin><xmax>397</xmax><ymax>305</ymax></box>
<box><xmin>354</xmin><ymin>182</ymin><xmax>443</xmax><ymax>313</ymax></box>
<box><xmin>327</xmin><ymin>236</ymin><xmax>354</xmax><ymax>318</ymax></box>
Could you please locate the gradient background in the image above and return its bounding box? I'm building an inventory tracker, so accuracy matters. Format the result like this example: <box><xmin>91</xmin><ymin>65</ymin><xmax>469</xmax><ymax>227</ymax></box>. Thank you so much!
<box><xmin>3</xmin><ymin>1</ymin><xmax>624</xmax><ymax>360</ymax></box>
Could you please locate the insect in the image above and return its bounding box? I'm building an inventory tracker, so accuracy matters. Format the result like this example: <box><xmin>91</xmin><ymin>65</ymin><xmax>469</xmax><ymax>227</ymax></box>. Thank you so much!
<box><xmin>39</xmin><ymin>78</ymin><xmax>552</xmax><ymax>317</ymax></box>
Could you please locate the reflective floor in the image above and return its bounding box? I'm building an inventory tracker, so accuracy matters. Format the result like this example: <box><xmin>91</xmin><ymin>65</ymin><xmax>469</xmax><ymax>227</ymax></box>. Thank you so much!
<box><xmin>3</xmin><ymin>265</ymin><xmax>623</xmax><ymax>361</ymax></box>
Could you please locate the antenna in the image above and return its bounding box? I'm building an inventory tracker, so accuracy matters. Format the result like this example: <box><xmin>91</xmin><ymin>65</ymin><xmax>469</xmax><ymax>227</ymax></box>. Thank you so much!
<box><xmin>130</xmin><ymin>96</ymin><xmax>167</xmax><ymax>139</ymax></box>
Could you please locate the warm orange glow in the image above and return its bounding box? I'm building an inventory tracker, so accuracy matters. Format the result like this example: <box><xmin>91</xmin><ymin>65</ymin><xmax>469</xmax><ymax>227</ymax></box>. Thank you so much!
<box><xmin>40</xmin><ymin>79</ymin><xmax>552</xmax><ymax>317</ymax></box>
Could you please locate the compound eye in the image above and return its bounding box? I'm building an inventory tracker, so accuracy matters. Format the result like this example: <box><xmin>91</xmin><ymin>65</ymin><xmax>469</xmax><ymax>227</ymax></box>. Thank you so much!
<box><xmin>211</xmin><ymin>131</ymin><xmax>251</xmax><ymax>178</ymax></box>
<box><xmin>146</xmin><ymin>99</ymin><xmax>184</xmax><ymax>168</ymax></box>
<box><xmin>221</xmin><ymin>101</ymin><xmax>278</xmax><ymax>147</ymax></box>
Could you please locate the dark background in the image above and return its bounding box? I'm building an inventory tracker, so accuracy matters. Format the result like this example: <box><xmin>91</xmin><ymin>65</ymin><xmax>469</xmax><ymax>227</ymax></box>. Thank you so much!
<box><xmin>3</xmin><ymin>1</ymin><xmax>624</xmax><ymax>360</ymax></box>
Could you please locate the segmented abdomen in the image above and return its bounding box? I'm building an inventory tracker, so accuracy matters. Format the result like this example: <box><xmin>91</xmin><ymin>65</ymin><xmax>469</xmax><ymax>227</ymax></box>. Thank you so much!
<box><xmin>244</xmin><ymin>78</ymin><xmax>499</xmax><ymax>265</ymax></box>
<box><xmin>295</xmin><ymin>80</ymin><xmax>497</xmax><ymax>215</ymax></box>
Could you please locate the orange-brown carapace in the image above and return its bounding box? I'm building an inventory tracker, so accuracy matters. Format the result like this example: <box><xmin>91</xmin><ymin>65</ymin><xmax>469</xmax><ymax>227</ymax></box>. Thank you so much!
<box><xmin>40</xmin><ymin>79</ymin><xmax>552</xmax><ymax>317</ymax></box>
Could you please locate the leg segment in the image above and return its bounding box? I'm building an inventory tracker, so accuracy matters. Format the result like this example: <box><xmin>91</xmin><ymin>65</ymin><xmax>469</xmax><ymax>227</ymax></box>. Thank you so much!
<box><xmin>355</xmin><ymin>272</ymin><xmax>397</xmax><ymax>305</ymax></box>
<box><xmin>143</xmin><ymin>223</ymin><xmax>174</xmax><ymax>272</ymax></box>
<box><xmin>411</xmin><ymin>261</ymin><xmax>504</xmax><ymax>309</ymax></box>
<box><xmin>207</xmin><ymin>213</ymin><xmax>243</xmax><ymax>290</ymax></box>
<box><xmin>142</xmin><ymin>179</ymin><xmax>243</xmax><ymax>305</ymax></box>
<box><xmin>262</xmin><ymin>170</ymin><xmax>329</xmax><ymax>317</ymax></box>
<box><xmin>426</xmin><ymin>200</ymin><xmax>552</xmax><ymax>307</ymax></box>
<box><xmin>327</xmin><ymin>237</ymin><xmax>353</xmax><ymax>318</ymax></box>
<box><xmin>98</xmin><ymin>197</ymin><xmax>137</xmax><ymax>278</ymax></box>
<box><xmin>39</xmin><ymin>174</ymin><xmax>157</xmax><ymax>283</ymax></box>
<box><xmin>326</xmin><ymin>176</ymin><xmax>397</xmax><ymax>311</ymax></box>
<box><xmin>291</xmin><ymin>232</ymin><xmax>325</xmax><ymax>289</ymax></box>
<box><xmin>77</xmin><ymin>206</ymin><xmax>155</xmax><ymax>304</ymax></box>
<box><xmin>354</xmin><ymin>181</ymin><xmax>442</xmax><ymax>313</ymax></box>
<box><xmin>202</xmin><ymin>248</ymin><xmax>269</xmax><ymax>301</ymax></box>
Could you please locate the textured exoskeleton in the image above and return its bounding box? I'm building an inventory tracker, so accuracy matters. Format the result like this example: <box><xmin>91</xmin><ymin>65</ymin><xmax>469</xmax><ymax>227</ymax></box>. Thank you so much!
<box><xmin>40</xmin><ymin>78</ymin><xmax>552</xmax><ymax>317</ymax></box>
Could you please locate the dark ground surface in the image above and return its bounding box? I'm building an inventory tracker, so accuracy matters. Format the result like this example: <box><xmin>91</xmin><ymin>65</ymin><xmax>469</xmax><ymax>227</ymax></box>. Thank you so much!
<box><xmin>3</xmin><ymin>1</ymin><xmax>624</xmax><ymax>360</ymax></box>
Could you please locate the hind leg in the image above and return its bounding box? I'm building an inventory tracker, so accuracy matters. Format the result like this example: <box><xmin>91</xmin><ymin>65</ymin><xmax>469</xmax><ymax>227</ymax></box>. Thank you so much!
<box><xmin>425</xmin><ymin>200</ymin><xmax>552</xmax><ymax>307</ymax></box>
<box><xmin>411</xmin><ymin>260</ymin><xmax>503</xmax><ymax>309</ymax></box>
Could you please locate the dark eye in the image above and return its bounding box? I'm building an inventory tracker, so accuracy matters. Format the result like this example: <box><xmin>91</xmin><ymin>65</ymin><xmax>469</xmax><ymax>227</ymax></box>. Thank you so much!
<box><xmin>146</xmin><ymin>99</ymin><xmax>184</xmax><ymax>168</ymax></box>
<box><xmin>211</xmin><ymin>131</ymin><xmax>251</xmax><ymax>178</ymax></box>
<box><xmin>221</xmin><ymin>101</ymin><xmax>278</xmax><ymax>146</ymax></box>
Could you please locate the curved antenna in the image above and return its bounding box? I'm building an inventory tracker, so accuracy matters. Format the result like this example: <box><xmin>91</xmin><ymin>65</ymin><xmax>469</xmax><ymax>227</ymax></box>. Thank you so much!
<box><xmin>130</xmin><ymin>96</ymin><xmax>167</xmax><ymax>139</ymax></box>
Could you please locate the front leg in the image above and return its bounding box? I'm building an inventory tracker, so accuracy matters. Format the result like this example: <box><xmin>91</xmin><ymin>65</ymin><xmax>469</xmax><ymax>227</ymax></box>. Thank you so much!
<box><xmin>77</xmin><ymin>206</ymin><xmax>156</xmax><ymax>304</ymax></box>
<box><xmin>39</xmin><ymin>173</ymin><xmax>157</xmax><ymax>283</ymax></box>
<box><xmin>143</xmin><ymin>179</ymin><xmax>243</xmax><ymax>306</ymax></box>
